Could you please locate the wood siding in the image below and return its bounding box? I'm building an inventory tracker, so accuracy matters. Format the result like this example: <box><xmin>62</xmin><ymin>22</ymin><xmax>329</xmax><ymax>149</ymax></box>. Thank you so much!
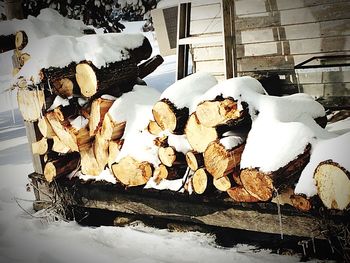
<box><xmin>188</xmin><ymin>0</ymin><xmax>350</xmax><ymax>97</ymax></box>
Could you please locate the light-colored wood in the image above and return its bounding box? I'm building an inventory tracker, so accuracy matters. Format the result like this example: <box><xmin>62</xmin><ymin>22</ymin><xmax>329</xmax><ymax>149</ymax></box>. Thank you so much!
<box><xmin>52</xmin><ymin>136</ymin><xmax>70</xmax><ymax>154</ymax></box>
<box><xmin>19</xmin><ymin>52</ymin><xmax>30</xmax><ymax>66</ymax></box>
<box><xmin>89</xmin><ymin>98</ymin><xmax>114</xmax><ymax>136</ymax></box>
<box><xmin>38</xmin><ymin>116</ymin><xmax>56</xmax><ymax>138</ymax></box>
<box><xmin>24</xmin><ymin>121</ymin><xmax>44</xmax><ymax>174</ymax></box>
<box><xmin>213</xmin><ymin>175</ymin><xmax>231</xmax><ymax>191</ymax></box>
<box><xmin>192</xmin><ymin>168</ymin><xmax>212</xmax><ymax>194</ymax></box>
<box><xmin>94</xmin><ymin>133</ymin><xmax>109</xmax><ymax>171</ymax></box>
<box><xmin>112</xmin><ymin>156</ymin><xmax>152</xmax><ymax>187</ymax></box>
<box><xmin>147</xmin><ymin>120</ymin><xmax>163</xmax><ymax>136</ymax></box>
<box><xmin>152</xmin><ymin>101</ymin><xmax>177</xmax><ymax>131</ymax></box>
<box><xmin>80</xmin><ymin>146</ymin><xmax>101</xmax><ymax>176</ymax></box>
<box><xmin>193</xmin><ymin>45</ymin><xmax>224</xmax><ymax>61</ymax></box>
<box><xmin>107</xmin><ymin>140</ymin><xmax>122</xmax><ymax>169</ymax></box>
<box><xmin>55</xmin><ymin>78</ymin><xmax>74</xmax><ymax>98</ymax></box>
<box><xmin>17</xmin><ymin>88</ymin><xmax>45</xmax><ymax>122</ymax></box>
<box><xmin>186</xmin><ymin>151</ymin><xmax>204</xmax><ymax>171</ymax></box>
<box><xmin>314</xmin><ymin>161</ymin><xmax>350</xmax><ymax>210</ymax></box>
<box><xmin>204</xmin><ymin>141</ymin><xmax>245</xmax><ymax>179</ymax></box>
<box><xmin>76</xmin><ymin>63</ymin><xmax>97</xmax><ymax>98</ymax></box>
<box><xmin>15</xmin><ymin>31</ymin><xmax>27</xmax><ymax>50</ymax></box>
<box><xmin>76</xmin><ymin>127</ymin><xmax>92</xmax><ymax>151</ymax></box>
<box><xmin>44</xmin><ymin>153</ymin><xmax>80</xmax><ymax>183</ymax></box>
<box><xmin>46</xmin><ymin>111</ymin><xmax>78</xmax><ymax>152</ymax></box>
<box><xmin>185</xmin><ymin>113</ymin><xmax>218</xmax><ymax>153</ymax></box>
<box><xmin>227</xmin><ymin>186</ymin><xmax>260</xmax><ymax>202</ymax></box>
<box><xmin>158</xmin><ymin>146</ymin><xmax>183</xmax><ymax>167</ymax></box>
<box><xmin>32</xmin><ymin>137</ymin><xmax>48</xmax><ymax>155</ymax></box>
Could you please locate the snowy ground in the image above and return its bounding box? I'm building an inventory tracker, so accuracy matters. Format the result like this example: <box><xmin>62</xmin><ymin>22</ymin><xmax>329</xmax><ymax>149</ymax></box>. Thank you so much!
<box><xmin>0</xmin><ymin>20</ymin><xmax>318</xmax><ymax>263</ymax></box>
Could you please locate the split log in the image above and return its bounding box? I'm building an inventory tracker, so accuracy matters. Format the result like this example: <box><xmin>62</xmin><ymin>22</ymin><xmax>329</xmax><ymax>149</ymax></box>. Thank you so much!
<box><xmin>89</xmin><ymin>98</ymin><xmax>114</xmax><ymax>136</ymax></box>
<box><xmin>185</xmin><ymin>151</ymin><xmax>204</xmax><ymax>171</ymax></box>
<box><xmin>100</xmin><ymin>114</ymin><xmax>125</xmax><ymax>141</ymax></box>
<box><xmin>53</xmin><ymin>98</ymin><xmax>81</xmax><ymax>122</ymax></box>
<box><xmin>232</xmin><ymin>169</ymin><xmax>242</xmax><ymax>185</ymax></box>
<box><xmin>111</xmin><ymin>156</ymin><xmax>153</xmax><ymax>187</ymax></box>
<box><xmin>32</xmin><ymin>137</ymin><xmax>52</xmax><ymax>155</ymax></box>
<box><xmin>196</xmin><ymin>98</ymin><xmax>249</xmax><ymax>128</ymax></box>
<box><xmin>147</xmin><ymin>120</ymin><xmax>163</xmax><ymax>136</ymax></box>
<box><xmin>185</xmin><ymin>113</ymin><xmax>218</xmax><ymax>153</ymax></box>
<box><xmin>80</xmin><ymin>146</ymin><xmax>101</xmax><ymax>176</ymax></box>
<box><xmin>158</xmin><ymin>146</ymin><xmax>185</xmax><ymax>167</ymax></box>
<box><xmin>240</xmin><ymin>144</ymin><xmax>311</xmax><ymax>202</ymax></box>
<box><xmin>17</xmin><ymin>88</ymin><xmax>45</xmax><ymax>122</ymax></box>
<box><xmin>52</xmin><ymin>136</ymin><xmax>70</xmax><ymax>154</ymax></box>
<box><xmin>44</xmin><ymin>152</ymin><xmax>80</xmax><ymax>183</ymax></box>
<box><xmin>93</xmin><ymin>133</ymin><xmax>109</xmax><ymax>171</ymax></box>
<box><xmin>314</xmin><ymin>160</ymin><xmax>350</xmax><ymax>210</ymax></box>
<box><xmin>153</xmin><ymin>136</ymin><xmax>168</xmax><ymax>148</ymax></box>
<box><xmin>15</xmin><ymin>31</ymin><xmax>28</xmax><ymax>50</ymax></box>
<box><xmin>46</xmin><ymin>111</ymin><xmax>78</xmax><ymax>152</ymax></box>
<box><xmin>191</xmin><ymin>168</ymin><xmax>213</xmax><ymax>195</ymax></box>
<box><xmin>227</xmin><ymin>186</ymin><xmax>260</xmax><ymax>202</ymax></box>
<box><xmin>153</xmin><ymin>164</ymin><xmax>187</xmax><ymax>183</ymax></box>
<box><xmin>204</xmin><ymin>140</ymin><xmax>245</xmax><ymax>179</ymax></box>
<box><xmin>152</xmin><ymin>99</ymin><xmax>189</xmax><ymax>134</ymax></box>
<box><xmin>38</xmin><ymin>116</ymin><xmax>56</xmax><ymax>138</ymax></box>
<box><xmin>76</xmin><ymin>127</ymin><xmax>93</xmax><ymax>151</ymax></box>
<box><xmin>0</xmin><ymin>34</ymin><xmax>16</xmax><ymax>53</ymax></box>
<box><xmin>107</xmin><ymin>140</ymin><xmax>123</xmax><ymax>169</ymax></box>
<box><xmin>213</xmin><ymin>176</ymin><xmax>232</xmax><ymax>191</ymax></box>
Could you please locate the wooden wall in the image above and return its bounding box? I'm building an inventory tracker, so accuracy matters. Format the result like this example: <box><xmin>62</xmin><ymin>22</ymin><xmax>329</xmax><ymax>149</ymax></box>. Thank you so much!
<box><xmin>188</xmin><ymin>0</ymin><xmax>350</xmax><ymax>97</ymax></box>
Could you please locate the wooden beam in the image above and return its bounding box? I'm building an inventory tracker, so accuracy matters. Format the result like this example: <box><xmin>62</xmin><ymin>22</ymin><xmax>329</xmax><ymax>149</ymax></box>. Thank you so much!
<box><xmin>221</xmin><ymin>0</ymin><xmax>237</xmax><ymax>78</ymax></box>
<box><xmin>176</xmin><ymin>3</ymin><xmax>191</xmax><ymax>80</ymax></box>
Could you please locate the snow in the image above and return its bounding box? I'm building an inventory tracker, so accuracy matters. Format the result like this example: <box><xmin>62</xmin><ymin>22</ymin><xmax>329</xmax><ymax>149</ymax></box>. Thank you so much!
<box><xmin>69</xmin><ymin>116</ymin><xmax>88</xmax><ymax>131</ymax></box>
<box><xmin>78</xmin><ymin>168</ymin><xmax>117</xmax><ymax>184</ymax></box>
<box><xmin>220</xmin><ymin>135</ymin><xmax>244</xmax><ymax>150</ymax></box>
<box><xmin>18</xmin><ymin>33</ymin><xmax>146</xmax><ymax>84</ymax></box>
<box><xmin>295</xmin><ymin>132</ymin><xmax>350</xmax><ymax>197</ymax></box>
<box><xmin>144</xmin><ymin>177</ymin><xmax>185</xmax><ymax>192</ymax></box>
<box><xmin>166</xmin><ymin>133</ymin><xmax>192</xmax><ymax>154</ymax></box>
<box><xmin>160</xmin><ymin>71</ymin><xmax>218</xmax><ymax>112</ymax></box>
<box><xmin>326</xmin><ymin>117</ymin><xmax>350</xmax><ymax>135</ymax></box>
<box><xmin>108</xmin><ymin>85</ymin><xmax>161</xmax><ymax>166</ymax></box>
<box><xmin>47</xmin><ymin>95</ymin><xmax>70</xmax><ymax>111</ymax></box>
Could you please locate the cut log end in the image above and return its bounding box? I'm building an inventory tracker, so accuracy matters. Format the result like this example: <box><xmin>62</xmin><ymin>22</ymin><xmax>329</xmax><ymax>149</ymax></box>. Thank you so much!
<box><xmin>15</xmin><ymin>31</ymin><xmax>28</xmax><ymax>50</ymax></box>
<box><xmin>314</xmin><ymin>161</ymin><xmax>350</xmax><ymax>210</ymax></box>
<box><xmin>158</xmin><ymin>146</ymin><xmax>177</xmax><ymax>167</ymax></box>
<box><xmin>44</xmin><ymin>162</ymin><xmax>56</xmax><ymax>183</ymax></box>
<box><xmin>112</xmin><ymin>156</ymin><xmax>152</xmax><ymax>187</ymax></box>
<box><xmin>147</xmin><ymin>120</ymin><xmax>163</xmax><ymax>136</ymax></box>
<box><xmin>185</xmin><ymin>113</ymin><xmax>218</xmax><ymax>153</ymax></box>
<box><xmin>76</xmin><ymin>63</ymin><xmax>97</xmax><ymax>97</ymax></box>
<box><xmin>196</xmin><ymin>98</ymin><xmax>240</xmax><ymax>127</ymax></box>
<box><xmin>186</xmin><ymin>151</ymin><xmax>204</xmax><ymax>171</ymax></box>
<box><xmin>290</xmin><ymin>194</ymin><xmax>312</xmax><ymax>212</ymax></box>
<box><xmin>240</xmin><ymin>169</ymin><xmax>274</xmax><ymax>201</ymax></box>
<box><xmin>192</xmin><ymin>168</ymin><xmax>211</xmax><ymax>195</ymax></box>
<box><xmin>213</xmin><ymin>176</ymin><xmax>231</xmax><ymax>191</ymax></box>
<box><xmin>152</xmin><ymin>100</ymin><xmax>177</xmax><ymax>132</ymax></box>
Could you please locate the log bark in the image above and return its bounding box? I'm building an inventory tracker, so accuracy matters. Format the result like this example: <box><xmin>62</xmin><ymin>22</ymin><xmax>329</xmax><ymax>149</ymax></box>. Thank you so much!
<box><xmin>191</xmin><ymin>168</ymin><xmax>213</xmax><ymax>195</ymax></box>
<box><xmin>240</xmin><ymin>144</ymin><xmax>311</xmax><ymax>201</ymax></box>
<box><xmin>138</xmin><ymin>54</ymin><xmax>164</xmax><ymax>79</ymax></box>
<box><xmin>15</xmin><ymin>31</ymin><xmax>28</xmax><ymax>49</ymax></box>
<box><xmin>158</xmin><ymin>146</ymin><xmax>185</xmax><ymax>167</ymax></box>
<box><xmin>185</xmin><ymin>151</ymin><xmax>204</xmax><ymax>171</ymax></box>
<box><xmin>111</xmin><ymin>156</ymin><xmax>153</xmax><ymax>187</ymax></box>
<box><xmin>17</xmin><ymin>88</ymin><xmax>45</xmax><ymax>122</ymax></box>
<box><xmin>44</xmin><ymin>152</ymin><xmax>80</xmax><ymax>183</ymax></box>
<box><xmin>227</xmin><ymin>186</ymin><xmax>260</xmax><ymax>202</ymax></box>
<box><xmin>196</xmin><ymin>98</ymin><xmax>249</xmax><ymax>128</ymax></box>
<box><xmin>185</xmin><ymin>113</ymin><xmax>218</xmax><ymax>153</ymax></box>
<box><xmin>152</xmin><ymin>99</ymin><xmax>189</xmax><ymax>134</ymax></box>
<box><xmin>314</xmin><ymin>160</ymin><xmax>350</xmax><ymax>210</ymax></box>
<box><xmin>0</xmin><ymin>34</ymin><xmax>15</xmax><ymax>53</ymax></box>
<box><xmin>204</xmin><ymin>141</ymin><xmax>245</xmax><ymax>179</ymax></box>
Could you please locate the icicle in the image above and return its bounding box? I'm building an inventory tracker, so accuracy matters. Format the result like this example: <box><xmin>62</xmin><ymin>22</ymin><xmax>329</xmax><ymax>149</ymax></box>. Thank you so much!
<box><xmin>8</xmin><ymin>89</ymin><xmax>16</xmax><ymax>124</ymax></box>
<box><xmin>275</xmin><ymin>188</ymin><xmax>284</xmax><ymax>239</ymax></box>
<box><xmin>311</xmin><ymin>236</ymin><xmax>316</xmax><ymax>254</ymax></box>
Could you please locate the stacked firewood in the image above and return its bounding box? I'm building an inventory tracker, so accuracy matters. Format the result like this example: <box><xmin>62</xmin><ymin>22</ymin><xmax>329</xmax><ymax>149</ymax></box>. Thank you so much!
<box><xmin>16</xmin><ymin>34</ymin><xmax>166</xmax><ymax>184</ymax></box>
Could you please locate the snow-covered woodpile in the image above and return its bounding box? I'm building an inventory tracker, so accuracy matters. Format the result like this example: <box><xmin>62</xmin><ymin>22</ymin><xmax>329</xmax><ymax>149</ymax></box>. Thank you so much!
<box><xmin>8</xmin><ymin>9</ymin><xmax>349</xmax><ymax>215</ymax></box>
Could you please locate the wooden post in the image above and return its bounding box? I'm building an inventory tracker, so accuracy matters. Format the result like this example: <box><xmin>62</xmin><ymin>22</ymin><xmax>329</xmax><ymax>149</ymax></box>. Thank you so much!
<box><xmin>221</xmin><ymin>0</ymin><xmax>237</xmax><ymax>78</ymax></box>
<box><xmin>25</xmin><ymin>121</ymin><xmax>45</xmax><ymax>174</ymax></box>
<box><xmin>176</xmin><ymin>2</ymin><xmax>191</xmax><ymax>80</ymax></box>
<box><xmin>5</xmin><ymin>0</ymin><xmax>24</xmax><ymax>20</ymax></box>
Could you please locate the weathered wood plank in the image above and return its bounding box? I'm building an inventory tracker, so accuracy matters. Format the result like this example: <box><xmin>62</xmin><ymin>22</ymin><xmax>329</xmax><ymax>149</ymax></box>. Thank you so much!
<box><xmin>193</xmin><ymin>45</ymin><xmax>224</xmax><ymax>61</ymax></box>
<box><xmin>236</xmin><ymin>2</ymin><xmax>350</xmax><ymax>31</ymax></box>
<box><xmin>191</xmin><ymin>3</ymin><xmax>221</xmax><ymax>21</ymax></box>
<box><xmin>234</xmin><ymin>0</ymin><xmax>348</xmax><ymax>15</ymax></box>
<box><xmin>24</xmin><ymin>121</ymin><xmax>44</xmax><ymax>174</ymax></box>
<box><xmin>237</xmin><ymin>19</ymin><xmax>350</xmax><ymax>44</ymax></box>
<box><xmin>190</xmin><ymin>18</ymin><xmax>223</xmax><ymax>35</ymax></box>
<box><xmin>195</xmin><ymin>60</ymin><xmax>225</xmax><ymax>74</ymax></box>
<box><xmin>236</xmin><ymin>35</ymin><xmax>350</xmax><ymax>58</ymax></box>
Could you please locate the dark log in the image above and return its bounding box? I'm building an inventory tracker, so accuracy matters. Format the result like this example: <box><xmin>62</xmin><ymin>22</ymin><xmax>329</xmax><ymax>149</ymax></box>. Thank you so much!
<box><xmin>240</xmin><ymin>144</ymin><xmax>311</xmax><ymax>201</ymax></box>
<box><xmin>44</xmin><ymin>152</ymin><xmax>80</xmax><ymax>182</ymax></box>
<box><xmin>138</xmin><ymin>54</ymin><xmax>164</xmax><ymax>79</ymax></box>
<box><xmin>0</xmin><ymin>34</ymin><xmax>15</xmax><ymax>53</ymax></box>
